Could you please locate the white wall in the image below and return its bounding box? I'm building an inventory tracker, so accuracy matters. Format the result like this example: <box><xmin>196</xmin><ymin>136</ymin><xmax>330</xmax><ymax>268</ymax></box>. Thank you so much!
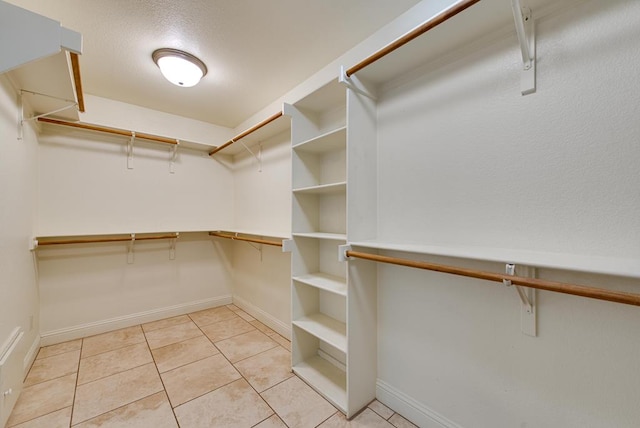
<box><xmin>0</xmin><ymin>74</ymin><xmax>40</xmax><ymax>421</ymax></box>
<box><xmin>229</xmin><ymin>130</ymin><xmax>292</xmax><ymax>336</ymax></box>
<box><xmin>34</xmin><ymin>98</ymin><xmax>237</xmax><ymax>343</ymax></box>
<box><xmin>37</xmin><ymin>107</ymin><xmax>234</xmax><ymax>235</ymax></box>
<box><xmin>374</xmin><ymin>1</ymin><xmax>640</xmax><ymax>427</ymax></box>
<box><xmin>37</xmin><ymin>233</ymin><xmax>233</xmax><ymax>345</ymax></box>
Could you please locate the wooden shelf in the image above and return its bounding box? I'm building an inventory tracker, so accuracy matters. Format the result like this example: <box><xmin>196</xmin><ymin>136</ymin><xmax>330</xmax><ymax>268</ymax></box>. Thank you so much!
<box><xmin>349</xmin><ymin>240</ymin><xmax>640</xmax><ymax>279</ymax></box>
<box><xmin>293</xmin><ymin>355</ymin><xmax>347</xmax><ymax>413</ymax></box>
<box><xmin>293</xmin><ymin>182</ymin><xmax>346</xmax><ymax>195</ymax></box>
<box><xmin>293</xmin><ymin>314</ymin><xmax>347</xmax><ymax>353</ymax></box>
<box><xmin>293</xmin><ymin>273</ymin><xmax>347</xmax><ymax>296</ymax></box>
<box><xmin>293</xmin><ymin>232</ymin><xmax>347</xmax><ymax>241</ymax></box>
<box><xmin>293</xmin><ymin>126</ymin><xmax>346</xmax><ymax>153</ymax></box>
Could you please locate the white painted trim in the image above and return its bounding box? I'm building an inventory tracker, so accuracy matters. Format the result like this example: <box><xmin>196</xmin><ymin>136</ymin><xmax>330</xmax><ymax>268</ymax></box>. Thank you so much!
<box><xmin>40</xmin><ymin>295</ymin><xmax>232</xmax><ymax>346</ymax></box>
<box><xmin>376</xmin><ymin>379</ymin><xmax>464</xmax><ymax>428</ymax></box>
<box><xmin>23</xmin><ymin>334</ymin><xmax>41</xmax><ymax>377</ymax></box>
<box><xmin>232</xmin><ymin>295</ymin><xmax>291</xmax><ymax>340</ymax></box>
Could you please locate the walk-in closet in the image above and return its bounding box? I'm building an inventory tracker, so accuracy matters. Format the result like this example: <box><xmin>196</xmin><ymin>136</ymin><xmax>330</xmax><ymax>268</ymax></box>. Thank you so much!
<box><xmin>1</xmin><ymin>0</ymin><xmax>639</xmax><ymax>427</ymax></box>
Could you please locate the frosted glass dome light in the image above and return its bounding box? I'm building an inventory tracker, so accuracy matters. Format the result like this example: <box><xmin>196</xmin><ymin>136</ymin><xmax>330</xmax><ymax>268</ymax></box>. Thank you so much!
<box><xmin>152</xmin><ymin>48</ymin><xmax>207</xmax><ymax>87</ymax></box>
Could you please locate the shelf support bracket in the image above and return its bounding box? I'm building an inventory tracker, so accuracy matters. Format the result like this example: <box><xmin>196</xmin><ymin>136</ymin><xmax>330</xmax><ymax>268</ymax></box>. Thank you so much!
<box><xmin>511</xmin><ymin>0</ymin><xmax>536</xmax><ymax>95</ymax></box>
<box><xmin>127</xmin><ymin>132</ymin><xmax>135</xmax><ymax>170</ymax></box>
<box><xmin>503</xmin><ymin>263</ymin><xmax>537</xmax><ymax>336</ymax></box>
<box><xmin>338</xmin><ymin>244</ymin><xmax>352</xmax><ymax>262</ymax></box>
<box><xmin>238</xmin><ymin>140</ymin><xmax>262</xmax><ymax>172</ymax></box>
<box><xmin>169</xmin><ymin>233</ymin><xmax>178</xmax><ymax>260</ymax></box>
<box><xmin>170</xmin><ymin>141</ymin><xmax>179</xmax><ymax>174</ymax></box>
<box><xmin>18</xmin><ymin>90</ymin><xmax>78</xmax><ymax>140</ymax></box>
<box><xmin>231</xmin><ymin>233</ymin><xmax>264</xmax><ymax>261</ymax></box>
<box><xmin>339</xmin><ymin>66</ymin><xmax>377</xmax><ymax>100</ymax></box>
<box><xmin>127</xmin><ymin>233</ymin><xmax>135</xmax><ymax>264</ymax></box>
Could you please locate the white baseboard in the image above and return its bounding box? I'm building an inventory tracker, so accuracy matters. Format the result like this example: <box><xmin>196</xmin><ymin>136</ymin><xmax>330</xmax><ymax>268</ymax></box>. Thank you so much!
<box><xmin>376</xmin><ymin>379</ymin><xmax>463</xmax><ymax>428</ymax></box>
<box><xmin>40</xmin><ymin>295</ymin><xmax>232</xmax><ymax>346</ymax></box>
<box><xmin>232</xmin><ymin>295</ymin><xmax>291</xmax><ymax>340</ymax></box>
<box><xmin>23</xmin><ymin>334</ymin><xmax>40</xmax><ymax>377</ymax></box>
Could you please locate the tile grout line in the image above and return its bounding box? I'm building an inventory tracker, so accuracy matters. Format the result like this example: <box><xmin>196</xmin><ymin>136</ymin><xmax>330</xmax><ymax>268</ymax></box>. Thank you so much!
<box><xmin>18</xmin><ymin>350</ymin><xmax>80</xmax><ymax>389</ymax></box>
<box><xmin>80</xmin><ymin>338</ymin><xmax>148</xmax><ymax>360</ymax></box>
<box><xmin>68</xmin><ymin>338</ymin><xmax>83</xmax><ymax>427</ymax></box>
<box><xmin>314</xmin><ymin>410</ymin><xmax>340</xmax><ymax>427</ymax></box>
<box><xmin>142</xmin><ymin>322</ymin><xmax>182</xmax><ymax>428</ymax></box>
<box><xmin>192</xmin><ymin>309</ymin><xmax>289</xmax><ymax>426</ymax></box>
<box><xmin>75</xmin><ymin>343</ymin><xmax>152</xmax><ymax>387</ymax></box>
<box><xmin>71</xmin><ymin>326</ymin><xmax>168</xmax><ymax>426</ymax></box>
<box><xmin>141</xmin><ymin>315</ymin><xmax>193</xmax><ymax>334</ymax></box>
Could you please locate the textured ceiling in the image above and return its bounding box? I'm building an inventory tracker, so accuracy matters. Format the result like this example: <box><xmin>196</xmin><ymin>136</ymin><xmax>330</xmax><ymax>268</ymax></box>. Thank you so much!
<box><xmin>6</xmin><ymin>0</ymin><xmax>421</xmax><ymax>127</ymax></box>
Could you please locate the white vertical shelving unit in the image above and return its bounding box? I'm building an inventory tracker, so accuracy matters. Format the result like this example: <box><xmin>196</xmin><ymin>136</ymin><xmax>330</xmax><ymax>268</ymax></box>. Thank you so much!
<box><xmin>285</xmin><ymin>80</ymin><xmax>352</xmax><ymax>414</ymax></box>
<box><xmin>286</xmin><ymin>77</ymin><xmax>379</xmax><ymax>417</ymax></box>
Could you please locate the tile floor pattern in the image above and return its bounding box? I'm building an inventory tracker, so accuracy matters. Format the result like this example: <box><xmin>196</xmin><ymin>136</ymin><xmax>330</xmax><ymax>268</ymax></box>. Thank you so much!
<box><xmin>7</xmin><ymin>305</ymin><xmax>418</xmax><ymax>428</ymax></box>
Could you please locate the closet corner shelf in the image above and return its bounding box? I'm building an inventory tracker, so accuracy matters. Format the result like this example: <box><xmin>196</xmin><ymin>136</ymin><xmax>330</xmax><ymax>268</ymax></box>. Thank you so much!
<box><xmin>292</xmin><ymin>314</ymin><xmax>347</xmax><ymax>353</ymax></box>
<box><xmin>209</xmin><ymin>230</ymin><xmax>288</xmax><ymax>247</ymax></box>
<box><xmin>293</xmin><ymin>182</ymin><xmax>346</xmax><ymax>195</ymax></box>
<box><xmin>293</xmin><ymin>356</ymin><xmax>347</xmax><ymax>413</ymax></box>
<box><xmin>293</xmin><ymin>232</ymin><xmax>347</xmax><ymax>241</ymax></box>
<box><xmin>348</xmin><ymin>240</ymin><xmax>640</xmax><ymax>279</ymax></box>
<box><xmin>293</xmin><ymin>126</ymin><xmax>347</xmax><ymax>152</ymax></box>
<box><xmin>10</xmin><ymin>51</ymin><xmax>81</xmax><ymax>122</ymax></box>
<box><xmin>293</xmin><ymin>273</ymin><xmax>347</xmax><ymax>296</ymax></box>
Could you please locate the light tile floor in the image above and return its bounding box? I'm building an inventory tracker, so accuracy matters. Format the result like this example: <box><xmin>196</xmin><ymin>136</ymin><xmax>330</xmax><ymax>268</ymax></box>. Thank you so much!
<box><xmin>8</xmin><ymin>305</ymin><xmax>417</xmax><ymax>428</ymax></box>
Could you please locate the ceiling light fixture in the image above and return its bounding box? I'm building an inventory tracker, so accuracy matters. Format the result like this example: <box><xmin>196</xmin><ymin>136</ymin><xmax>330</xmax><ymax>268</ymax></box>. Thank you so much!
<box><xmin>152</xmin><ymin>48</ymin><xmax>207</xmax><ymax>88</ymax></box>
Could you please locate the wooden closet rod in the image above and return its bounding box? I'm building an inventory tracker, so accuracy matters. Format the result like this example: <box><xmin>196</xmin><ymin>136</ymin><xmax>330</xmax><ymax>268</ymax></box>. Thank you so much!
<box><xmin>345</xmin><ymin>250</ymin><xmax>640</xmax><ymax>307</ymax></box>
<box><xmin>209</xmin><ymin>111</ymin><xmax>283</xmax><ymax>156</ymax></box>
<box><xmin>69</xmin><ymin>53</ymin><xmax>85</xmax><ymax>113</ymax></box>
<box><xmin>37</xmin><ymin>233</ymin><xmax>179</xmax><ymax>246</ymax></box>
<box><xmin>37</xmin><ymin>117</ymin><xmax>179</xmax><ymax>145</ymax></box>
<box><xmin>345</xmin><ymin>0</ymin><xmax>481</xmax><ymax>77</ymax></box>
<box><xmin>209</xmin><ymin>232</ymin><xmax>283</xmax><ymax>247</ymax></box>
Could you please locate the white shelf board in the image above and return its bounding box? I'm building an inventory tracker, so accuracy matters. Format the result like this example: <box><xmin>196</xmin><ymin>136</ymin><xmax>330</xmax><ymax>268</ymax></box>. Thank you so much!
<box><xmin>349</xmin><ymin>240</ymin><xmax>640</xmax><ymax>279</ymax></box>
<box><xmin>9</xmin><ymin>51</ymin><xmax>79</xmax><ymax>121</ymax></box>
<box><xmin>293</xmin><ymin>79</ymin><xmax>345</xmax><ymax>113</ymax></box>
<box><xmin>34</xmin><ymin>228</ymin><xmax>227</xmax><ymax>239</ymax></box>
<box><xmin>354</xmin><ymin>0</ymin><xmax>565</xmax><ymax>87</ymax></box>
<box><xmin>293</xmin><ymin>273</ymin><xmax>347</xmax><ymax>296</ymax></box>
<box><xmin>293</xmin><ymin>126</ymin><xmax>346</xmax><ymax>153</ymax></box>
<box><xmin>293</xmin><ymin>232</ymin><xmax>347</xmax><ymax>241</ymax></box>
<box><xmin>293</xmin><ymin>314</ymin><xmax>347</xmax><ymax>353</ymax></box>
<box><xmin>293</xmin><ymin>182</ymin><xmax>346</xmax><ymax>195</ymax></box>
<box><xmin>214</xmin><ymin>228</ymin><xmax>291</xmax><ymax>240</ymax></box>
<box><xmin>293</xmin><ymin>355</ymin><xmax>347</xmax><ymax>413</ymax></box>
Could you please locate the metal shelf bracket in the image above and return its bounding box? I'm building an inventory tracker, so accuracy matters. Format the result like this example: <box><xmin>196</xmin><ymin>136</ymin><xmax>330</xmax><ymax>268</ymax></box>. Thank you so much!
<box><xmin>127</xmin><ymin>233</ymin><xmax>135</xmax><ymax>264</ymax></box>
<box><xmin>238</xmin><ymin>140</ymin><xmax>262</xmax><ymax>172</ymax></box>
<box><xmin>512</xmin><ymin>0</ymin><xmax>536</xmax><ymax>95</ymax></box>
<box><xmin>339</xmin><ymin>66</ymin><xmax>377</xmax><ymax>100</ymax></box>
<box><xmin>127</xmin><ymin>132</ymin><xmax>135</xmax><ymax>170</ymax></box>
<box><xmin>503</xmin><ymin>263</ymin><xmax>537</xmax><ymax>336</ymax></box>
<box><xmin>169</xmin><ymin>233</ymin><xmax>178</xmax><ymax>260</ymax></box>
<box><xmin>170</xmin><ymin>141</ymin><xmax>179</xmax><ymax>174</ymax></box>
<box><xmin>18</xmin><ymin>90</ymin><xmax>77</xmax><ymax>140</ymax></box>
